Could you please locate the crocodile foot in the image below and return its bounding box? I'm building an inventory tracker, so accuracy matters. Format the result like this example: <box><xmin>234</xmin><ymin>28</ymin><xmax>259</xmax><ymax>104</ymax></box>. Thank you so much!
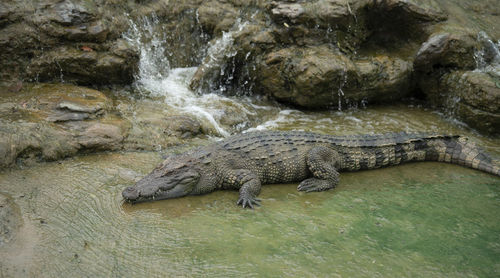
<box><xmin>297</xmin><ymin>178</ymin><xmax>336</xmax><ymax>192</ymax></box>
<box><xmin>236</xmin><ymin>196</ymin><xmax>261</xmax><ymax>209</ymax></box>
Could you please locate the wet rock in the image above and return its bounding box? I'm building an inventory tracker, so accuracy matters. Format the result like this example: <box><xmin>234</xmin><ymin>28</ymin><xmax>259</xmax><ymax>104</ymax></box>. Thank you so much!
<box><xmin>414</xmin><ymin>30</ymin><xmax>478</xmax><ymax>72</ymax></box>
<box><xmin>163</xmin><ymin>115</ymin><xmax>202</xmax><ymax>138</ymax></box>
<box><xmin>76</xmin><ymin>123</ymin><xmax>124</xmax><ymax>151</ymax></box>
<box><xmin>190</xmin><ymin>0</ymin><xmax>445</xmax><ymax>109</ymax></box>
<box><xmin>48</xmin><ymin>111</ymin><xmax>91</xmax><ymax>122</ymax></box>
<box><xmin>475</xmin><ymin>31</ymin><xmax>500</xmax><ymax>68</ymax></box>
<box><xmin>371</xmin><ymin>0</ymin><xmax>446</xmax><ymax>22</ymax></box>
<box><xmin>0</xmin><ymin>83</ymin><xmax>111</xmax><ymax>122</ymax></box>
<box><xmin>27</xmin><ymin>45</ymin><xmax>137</xmax><ymax>85</ymax></box>
<box><xmin>0</xmin><ymin>121</ymin><xmax>79</xmax><ymax>168</ymax></box>
<box><xmin>426</xmin><ymin>71</ymin><xmax>500</xmax><ymax>135</ymax></box>
<box><xmin>119</xmin><ymin>101</ymin><xmax>207</xmax><ymax>150</ymax></box>
<box><xmin>256</xmin><ymin>45</ymin><xmax>412</xmax><ymax>108</ymax></box>
<box><xmin>0</xmin><ymin>83</ymin><xmax>125</xmax><ymax>167</ymax></box>
<box><xmin>354</xmin><ymin>56</ymin><xmax>413</xmax><ymax>101</ymax></box>
<box><xmin>415</xmin><ymin>28</ymin><xmax>500</xmax><ymax>134</ymax></box>
<box><xmin>0</xmin><ymin>0</ymin><xmax>138</xmax><ymax>85</ymax></box>
<box><xmin>270</xmin><ymin>2</ymin><xmax>305</xmax><ymax>23</ymax></box>
<box><xmin>48</xmin><ymin>1</ymin><xmax>96</xmax><ymax>26</ymax></box>
<box><xmin>197</xmin><ymin>0</ymin><xmax>239</xmax><ymax>36</ymax></box>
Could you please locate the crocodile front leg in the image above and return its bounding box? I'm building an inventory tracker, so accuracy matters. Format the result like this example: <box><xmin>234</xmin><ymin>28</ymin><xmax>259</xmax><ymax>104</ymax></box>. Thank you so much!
<box><xmin>298</xmin><ymin>146</ymin><xmax>340</xmax><ymax>192</ymax></box>
<box><xmin>224</xmin><ymin>169</ymin><xmax>262</xmax><ymax>208</ymax></box>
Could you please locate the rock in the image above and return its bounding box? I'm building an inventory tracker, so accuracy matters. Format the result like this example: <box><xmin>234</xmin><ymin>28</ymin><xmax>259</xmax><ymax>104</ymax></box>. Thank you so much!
<box><xmin>197</xmin><ymin>0</ymin><xmax>239</xmax><ymax>36</ymax></box>
<box><xmin>270</xmin><ymin>2</ymin><xmax>305</xmax><ymax>23</ymax></box>
<box><xmin>354</xmin><ymin>56</ymin><xmax>413</xmax><ymax>101</ymax></box>
<box><xmin>58</xmin><ymin>20</ymin><xmax>110</xmax><ymax>42</ymax></box>
<box><xmin>414</xmin><ymin>30</ymin><xmax>478</xmax><ymax>72</ymax></box>
<box><xmin>0</xmin><ymin>0</ymin><xmax>139</xmax><ymax>85</ymax></box>
<box><xmin>0</xmin><ymin>121</ymin><xmax>79</xmax><ymax>168</ymax></box>
<box><xmin>414</xmin><ymin>28</ymin><xmax>500</xmax><ymax>134</ymax></box>
<box><xmin>163</xmin><ymin>115</ymin><xmax>202</xmax><ymax>138</ymax></box>
<box><xmin>48</xmin><ymin>1</ymin><xmax>96</xmax><ymax>26</ymax></box>
<box><xmin>436</xmin><ymin>71</ymin><xmax>500</xmax><ymax>135</ymax></box>
<box><xmin>57</xmin><ymin>101</ymin><xmax>103</xmax><ymax>114</ymax></box>
<box><xmin>256</xmin><ymin>45</ymin><xmax>412</xmax><ymax>108</ymax></box>
<box><xmin>119</xmin><ymin>100</ymin><xmax>207</xmax><ymax>150</ymax></box>
<box><xmin>190</xmin><ymin>0</ymin><xmax>446</xmax><ymax>109</ymax></box>
<box><xmin>0</xmin><ymin>83</ymin><xmax>126</xmax><ymax>167</ymax></box>
<box><xmin>372</xmin><ymin>0</ymin><xmax>446</xmax><ymax>22</ymax></box>
<box><xmin>47</xmin><ymin>111</ymin><xmax>90</xmax><ymax>122</ymax></box>
<box><xmin>0</xmin><ymin>83</ymin><xmax>111</xmax><ymax>123</ymax></box>
<box><xmin>27</xmin><ymin>46</ymin><xmax>137</xmax><ymax>85</ymax></box>
<box><xmin>76</xmin><ymin>123</ymin><xmax>124</xmax><ymax>151</ymax></box>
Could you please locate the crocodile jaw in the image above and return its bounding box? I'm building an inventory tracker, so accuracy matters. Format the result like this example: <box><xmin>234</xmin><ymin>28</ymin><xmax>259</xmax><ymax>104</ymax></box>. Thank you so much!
<box><xmin>122</xmin><ymin>169</ymin><xmax>200</xmax><ymax>203</ymax></box>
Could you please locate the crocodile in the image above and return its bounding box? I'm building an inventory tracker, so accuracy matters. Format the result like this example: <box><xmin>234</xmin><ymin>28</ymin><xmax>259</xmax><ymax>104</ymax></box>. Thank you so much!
<box><xmin>122</xmin><ymin>131</ymin><xmax>500</xmax><ymax>208</ymax></box>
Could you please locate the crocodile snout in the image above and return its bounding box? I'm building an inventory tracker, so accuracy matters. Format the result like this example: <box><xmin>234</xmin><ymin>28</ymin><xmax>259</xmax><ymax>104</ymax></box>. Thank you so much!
<box><xmin>122</xmin><ymin>186</ymin><xmax>139</xmax><ymax>201</ymax></box>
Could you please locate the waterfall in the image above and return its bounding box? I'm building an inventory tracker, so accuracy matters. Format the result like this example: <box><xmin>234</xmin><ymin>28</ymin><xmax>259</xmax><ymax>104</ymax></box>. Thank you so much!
<box><xmin>122</xmin><ymin>14</ymin><xmax>260</xmax><ymax>137</ymax></box>
<box><xmin>474</xmin><ymin>31</ymin><xmax>500</xmax><ymax>77</ymax></box>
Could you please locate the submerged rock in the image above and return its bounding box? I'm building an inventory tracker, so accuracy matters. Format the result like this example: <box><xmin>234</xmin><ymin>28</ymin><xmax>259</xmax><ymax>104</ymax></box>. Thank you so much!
<box><xmin>0</xmin><ymin>193</ymin><xmax>22</xmax><ymax>247</ymax></box>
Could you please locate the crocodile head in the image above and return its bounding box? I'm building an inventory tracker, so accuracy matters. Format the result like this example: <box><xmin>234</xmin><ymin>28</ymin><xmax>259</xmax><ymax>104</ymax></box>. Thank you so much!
<box><xmin>122</xmin><ymin>155</ymin><xmax>202</xmax><ymax>203</ymax></box>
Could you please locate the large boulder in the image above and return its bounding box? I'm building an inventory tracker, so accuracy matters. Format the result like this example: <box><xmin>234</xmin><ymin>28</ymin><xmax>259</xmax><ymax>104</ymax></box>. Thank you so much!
<box><xmin>256</xmin><ymin>45</ymin><xmax>412</xmax><ymax>108</ymax></box>
<box><xmin>0</xmin><ymin>0</ymin><xmax>139</xmax><ymax>85</ymax></box>
<box><xmin>190</xmin><ymin>0</ymin><xmax>445</xmax><ymax>109</ymax></box>
<box><xmin>415</xmin><ymin>27</ymin><xmax>500</xmax><ymax>135</ymax></box>
<box><xmin>425</xmin><ymin>71</ymin><xmax>500</xmax><ymax>135</ymax></box>
<box><xmin>27</xmin><ymin>44</ymin><xmax>137</xmax><ymax>85</ymax></box>
<box><xmin>414</xmin><ymin>29</ymin><xmax>478</xmax><ymax>72</ymax></box>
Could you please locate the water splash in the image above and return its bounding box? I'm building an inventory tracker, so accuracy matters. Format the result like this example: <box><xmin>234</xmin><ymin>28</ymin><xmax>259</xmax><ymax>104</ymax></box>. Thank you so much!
<box><xmin>474</xmin><ymin>31</ymin><xmax>500</xmax><ymax>77</ymax></box>
<box><xmin>190</xmin><ymin>19</ymin><xmax>251</xmax><ymax>94</ymax></box>
<box><xmin>337</xmin><ymin>69</ymin><xmax>348</xmax><ymax>111</ymax></box>
<box><xmin>122</xmin><ymin>15</ymin><xmax>271</xmax><ymax>137</ymax></box>
<box><xmin>124</xmin><ymin>14</ymin><xmax>171</xmax><ymax>83</ymax></box>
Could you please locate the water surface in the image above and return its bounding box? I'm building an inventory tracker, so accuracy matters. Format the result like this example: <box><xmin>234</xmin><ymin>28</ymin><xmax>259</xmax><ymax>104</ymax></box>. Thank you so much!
<box><xmin>1</xmin><ymin>106</ymin><xmax>499</xmax><ymax>277</ymax></box>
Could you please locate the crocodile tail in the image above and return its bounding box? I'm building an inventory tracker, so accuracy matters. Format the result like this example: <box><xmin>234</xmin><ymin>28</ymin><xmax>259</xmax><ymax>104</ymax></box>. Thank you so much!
<box><xmin>426</xmin><ymin>136</ymin><xmax>500</xmax><ymax>177</ymax></box>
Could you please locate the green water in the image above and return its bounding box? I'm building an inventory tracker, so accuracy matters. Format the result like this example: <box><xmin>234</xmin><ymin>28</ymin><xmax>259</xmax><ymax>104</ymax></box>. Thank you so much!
<box><xmin>1</xmin><ymin>106</ymin><xmax>499</xmax><ymax>277</ymax></box>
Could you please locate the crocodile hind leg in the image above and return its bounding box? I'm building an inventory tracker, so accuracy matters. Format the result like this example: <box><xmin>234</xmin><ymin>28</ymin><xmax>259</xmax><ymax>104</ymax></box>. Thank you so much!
<box><xmin>298</xmin><ymin>146</ymin><xmax>340</xmax><ymax>192</ymax></box>
<box><xmin>226</xmin><ymin>169</ymin><xmax>262</xmax><ymax>208</ymax></box>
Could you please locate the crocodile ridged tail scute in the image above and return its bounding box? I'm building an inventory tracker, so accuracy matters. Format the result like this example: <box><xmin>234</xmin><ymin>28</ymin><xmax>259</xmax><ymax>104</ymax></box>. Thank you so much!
<box><xmin>453</xmin><ymin>137</ymin><xmax>500</xmax><ymax>176</ymax></box>
<box><xmin>328</xmin><ymin>133</ymin><xmax>499</xmax><ymax>176</ymax></box>
<box><xmin>425</xmin><ymin>135</ymin><xmax>500</xmax><ymax>177</ymax></box>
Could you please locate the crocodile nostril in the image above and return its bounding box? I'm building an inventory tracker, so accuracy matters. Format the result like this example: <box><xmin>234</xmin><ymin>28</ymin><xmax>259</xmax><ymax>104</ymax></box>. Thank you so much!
<box><xmin>122</xmin><ymin>186</ymin><xmax>139</xmax><ymax>200</ymax></box>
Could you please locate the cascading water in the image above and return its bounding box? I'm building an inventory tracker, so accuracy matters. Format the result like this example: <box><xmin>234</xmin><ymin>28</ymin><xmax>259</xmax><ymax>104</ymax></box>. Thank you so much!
<box><xmin>474</xmin><ymin>31</ymin><xmax>500</xmax><ymax>77</ymax></box>
<box><xmin>123</xmin><ymin>15</ymin><xmax>267</xmax><ymax>137</ymax></box>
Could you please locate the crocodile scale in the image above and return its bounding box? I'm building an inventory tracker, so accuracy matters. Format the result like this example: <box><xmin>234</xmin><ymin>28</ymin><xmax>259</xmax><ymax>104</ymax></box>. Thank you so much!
<box><xmin>123</xmin><ymin>131</ymin><xmax>500</xmax><ymax>208</ymax></box>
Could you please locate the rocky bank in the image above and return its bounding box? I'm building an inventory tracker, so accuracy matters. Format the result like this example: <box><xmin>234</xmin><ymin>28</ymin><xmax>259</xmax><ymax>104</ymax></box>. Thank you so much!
<box><xmin>0</xmin><ymin>0</ymin><xmax>499</xmax><ymax>169</ymax></box>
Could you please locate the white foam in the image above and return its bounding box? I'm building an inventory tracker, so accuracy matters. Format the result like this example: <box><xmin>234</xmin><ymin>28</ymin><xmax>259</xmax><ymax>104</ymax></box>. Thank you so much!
<box><xmin>123</xmin><ymin>15</ymin><xmax>256</xmax><ymax>137</ymax></box>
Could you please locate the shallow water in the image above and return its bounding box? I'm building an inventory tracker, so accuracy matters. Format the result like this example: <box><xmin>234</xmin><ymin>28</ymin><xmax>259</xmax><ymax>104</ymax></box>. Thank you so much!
<box><xmin>1</xmin><ymin>106</ymin><xmax>499</xmax><ymax>277</ymax></box>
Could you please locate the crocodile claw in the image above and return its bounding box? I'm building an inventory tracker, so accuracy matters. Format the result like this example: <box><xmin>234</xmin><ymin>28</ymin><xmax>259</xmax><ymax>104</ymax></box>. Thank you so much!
<box><xmin>236</xmin><ymin>197</ymin><xmax>261</xmax><ymax>209</ymax></box>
